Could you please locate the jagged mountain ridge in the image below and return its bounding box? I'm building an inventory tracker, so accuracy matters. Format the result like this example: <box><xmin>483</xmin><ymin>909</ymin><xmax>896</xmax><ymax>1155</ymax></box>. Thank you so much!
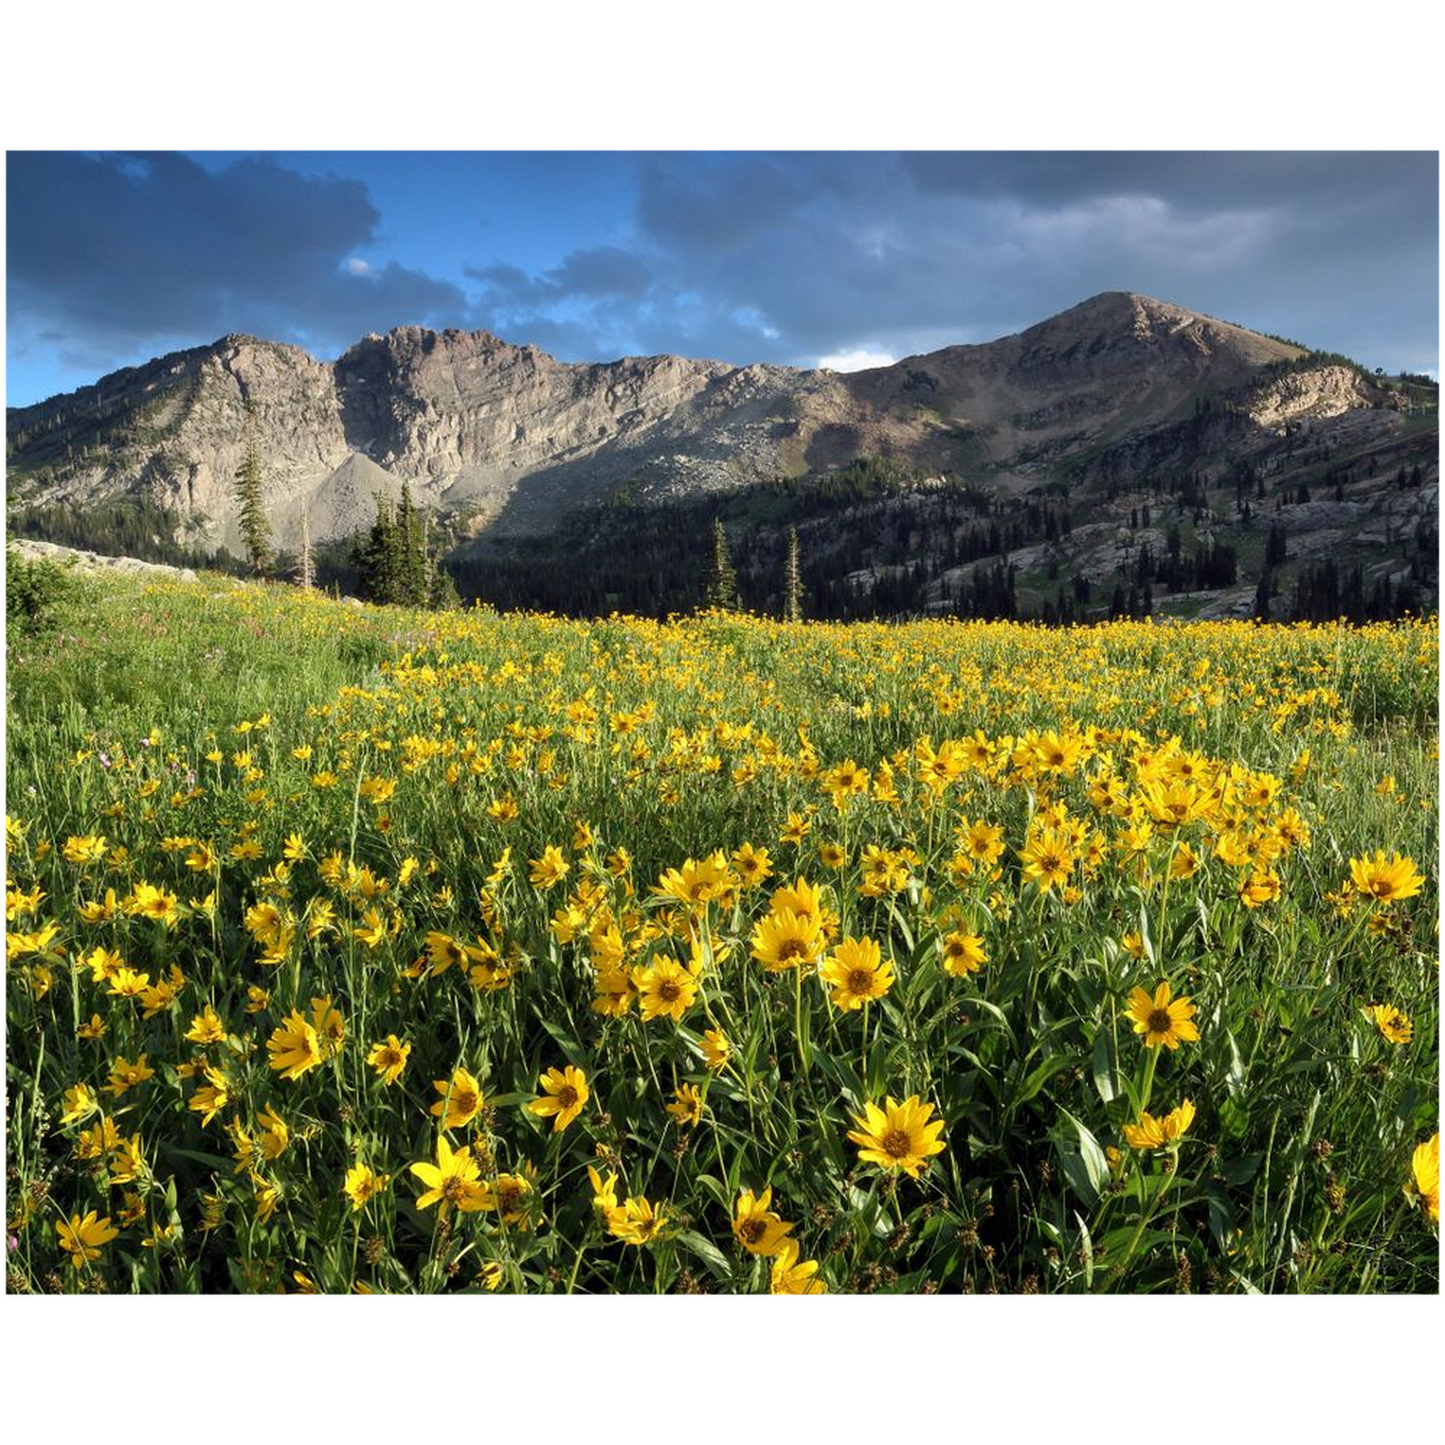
<box><xmin>7</xmin><ymin>291</ymin><xmax>1402</xmax><ymax>559</ymax></box>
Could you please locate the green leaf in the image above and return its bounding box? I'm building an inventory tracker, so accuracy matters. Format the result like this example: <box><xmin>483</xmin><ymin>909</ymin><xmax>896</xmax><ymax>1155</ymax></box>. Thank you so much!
<box><xmin>1015</xmin><ymin>1054</ymin><xmax>1072</xmax><ymax>1107</ymax></box>
<box><xmin>537</xmin><ymin>1014</ymin><xmax>584</xmax><ymax>1059</ymax></box>
<box><xmin>675</xmin><ymin>1229</ymin><xmax>733</xmax><ymax>1282</ymax></box>
<box><xmin>1091</xmin><ymin>1029</ymin><xmax>1118</xmax><ymax>1105</ymax></box>
<box><xmin>1073</xmin><ymin>1210</ymin><xmax>1095</xmax><ymax>1289</ymax></box>
<box><xmin>1070</xmin><ymin>1110</ymin><xmax>1111</xmax><ymax>1197</ymax></box>
<box><xmin>694</xmin><ymin>1173</ymin><xmax>733</xmax><ymax>1214</ymax></box>
<box><xmin>1054</xmin><ymin>1107</ymin><xmax>1109</xmax><ymax>1206</ymax></box>
<box><xmin>1224</xmin><ymin>1028</ymin><xmax>1247</xmax><ymax>1098</ymax></box>
<box><xmin>1218</xmin><ymin>1096</ymin><xmax>1250</xmax><ymax>1139</ymax></box>
<box><xmin>1220</xmin><ymin>1151</ymin><xmax>1263</xmax><ymax>1186</ymax></box>
<box><xmin>166</xmin><ymin>1147</ymin><xmax>234</xmax><ymax>1171</ymax></box>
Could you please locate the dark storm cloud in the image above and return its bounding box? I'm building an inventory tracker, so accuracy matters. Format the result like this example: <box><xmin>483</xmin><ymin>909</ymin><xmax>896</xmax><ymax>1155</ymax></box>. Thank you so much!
<box><xmin>601</xmin><ymin>151</ymin><xmax>1438</xmax><ymax>373</ymax></box>
<box><xmin>465</xmin><ymin>245</ymin><xmax>653</xmax><ymax>307</ymax></box>
<box><xmin>8</xmin><ymin>150</ymin><xmax>1438</xmax><ymax>403</ymax></box>
<box><xmin>7</xmin><ymin>151</ymin><xmax>467</xmax><ymax>364</ymax></box>
<box><xmin>635</xmin><ymin>154</ymin><xmax>819</xmax><ymax>254</ymax></box>
<box><xmin>901</xmin><ymin>151</ymin><xmax>1436</xmax><ymax>220</ymax></box>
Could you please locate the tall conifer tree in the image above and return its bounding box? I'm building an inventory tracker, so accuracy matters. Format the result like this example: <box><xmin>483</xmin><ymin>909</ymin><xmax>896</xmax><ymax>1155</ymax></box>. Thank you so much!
<box><xmin>234</xmin><ymin>402</ymin><xmax>273</xmax><ymax>577</ymax></box>
<box><xmin>705</xmin><ymin>518</ymin><xmax>740</xmax><ymax>611</ymax></box>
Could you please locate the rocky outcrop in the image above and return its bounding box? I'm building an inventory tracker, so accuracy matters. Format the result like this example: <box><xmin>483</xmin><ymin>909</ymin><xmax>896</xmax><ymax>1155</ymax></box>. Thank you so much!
<box><xmin>5</xmin><ymin>293</ymin><xmax>1403</xmax><ymax>551</ymax></box>
<box><xmin>1244</xmin><ymin>364</ymin><xmax>1383</xmax><ymax>428</ymax></box>
<box><xmin>8</xmin><ymin>536</ymin><xmax>201</xmax><ymax>581</ymax></box>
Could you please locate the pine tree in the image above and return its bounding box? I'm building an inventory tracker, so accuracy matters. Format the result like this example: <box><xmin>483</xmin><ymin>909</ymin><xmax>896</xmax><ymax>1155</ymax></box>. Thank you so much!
<box><xmin>704</xmin><ymin>518</ymin><xmax>740</xmax><ymax>611</ymax></box>
<box><xmin>429</xmin><ymin>561</ymin><xmax>462</xmax><ymax>610</ymax></box>
<box><xmin>353</xmin><ymin>487</ymin><xmax>461</xmax><ymax>610</ymax></box>
<box><xmin>234</xmin><ymin>403</ymin><xmax>273</xmax><ymax>577</ymax></box>
<box><xmin>395</xmin><ymin>483</ymin><xmax>428</xmax><ymax>606</ymax></box>
<box><xmin>782</xmin><ymin>525</ymin><xmax>804</xmax><ymax>622</ymax></box>
<box><xmin>354</xmin><ymin>494</ymin><xmax>397</xmax><ymax>605</ymax></box>
<box><xmin>1254</xmin><ymin>568</ymin><xmax>1273</xmax><ymax>622</ymax></box>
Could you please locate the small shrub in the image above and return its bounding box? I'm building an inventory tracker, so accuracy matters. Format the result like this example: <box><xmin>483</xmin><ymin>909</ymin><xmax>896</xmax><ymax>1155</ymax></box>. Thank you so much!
<box><xmin>6</xmin><ymin>546</ymin><xmax>79</xmax><ymax>638</ymax></box>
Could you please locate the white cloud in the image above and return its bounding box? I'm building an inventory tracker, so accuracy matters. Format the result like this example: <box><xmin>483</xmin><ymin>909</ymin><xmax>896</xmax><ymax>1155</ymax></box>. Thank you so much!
<box><xmin>816</xmin><ymin>347</ymin><xmax>897</xmax><ymax>372</ymax></box>
<box><xmin>344</xmin><ymin>257</ymin><xmax>377</xmax><ymax>277</ymax></box>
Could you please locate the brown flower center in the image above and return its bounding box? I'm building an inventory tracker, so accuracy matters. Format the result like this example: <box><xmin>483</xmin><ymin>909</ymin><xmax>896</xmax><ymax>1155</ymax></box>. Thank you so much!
<box><xmin>882</xmin><ymin>1129</ymin><xmax>912</xmax><ymax>1159</ymax></box>
<box><xmin>778</xmin><ymin>940</ymin><xmax>806</xmax><ymax>961</ymax></box>
<box><xmin>557</xmin><ymin>1086</ymin><xmax>578</xmax><ymax>1109</ymax></box>
<box><xmin>741</xmin><ymin>1218</ymin><xmax>767</xmax><ymax>1244</ymax></box>
<box><xmin>1147</xmin><ymin>1008</ymin><xmax>1174</xmax><ymax>1035</ymax></box>
<box><xmin>848</xmin><ymin>968</ymin><xmax>873</xmax><ymax>994</ymax></box>
<box><xmin>658</xmin><ymin>980</ymin><xmax>681</xmax><ymax>1002</ymax></box>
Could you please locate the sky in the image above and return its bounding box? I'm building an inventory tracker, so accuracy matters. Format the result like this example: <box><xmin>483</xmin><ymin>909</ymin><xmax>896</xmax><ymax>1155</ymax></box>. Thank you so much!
<box><xmin>5</xmin><ymin>150</ymin><xmax>1439</xmax><ymax>407</ymax></box>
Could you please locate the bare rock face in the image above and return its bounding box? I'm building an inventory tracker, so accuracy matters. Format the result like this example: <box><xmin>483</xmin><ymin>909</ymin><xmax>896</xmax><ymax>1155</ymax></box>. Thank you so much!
<box><xmin>1244</xmin><ymin>364</ymin><xmax>1382</xmax><ymax>428</ymax></box>
<box><xmin>9</xmin><ymin>536</ymin><xmax>200</xmax><ymax>581</ymax></box>
<box><xmin>4</xmin><ymin>292</ymin><xmax>1403</xmax><ymax>552</ymax></box>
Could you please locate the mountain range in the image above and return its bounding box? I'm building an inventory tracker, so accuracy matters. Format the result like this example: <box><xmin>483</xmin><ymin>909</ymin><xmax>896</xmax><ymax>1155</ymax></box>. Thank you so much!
<box><xmin>6</xmin><ymin>291</ymin><xmax>1438</xmax><ymax>621</ymax></box>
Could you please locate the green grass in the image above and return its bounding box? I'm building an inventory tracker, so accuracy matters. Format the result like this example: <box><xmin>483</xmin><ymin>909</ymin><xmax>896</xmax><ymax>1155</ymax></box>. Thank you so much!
<box><xmin>5</xmin><ymin>573</ymin><xmax>1437</xmax><ymax>1293</ymax></box>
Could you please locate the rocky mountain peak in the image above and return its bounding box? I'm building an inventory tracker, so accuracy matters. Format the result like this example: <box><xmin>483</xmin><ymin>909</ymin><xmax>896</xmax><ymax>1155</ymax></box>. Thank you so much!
<box><xmin>7</xmin><ymin>293</ymin><xmax>1420</xmax><ymax>562</ymax></box>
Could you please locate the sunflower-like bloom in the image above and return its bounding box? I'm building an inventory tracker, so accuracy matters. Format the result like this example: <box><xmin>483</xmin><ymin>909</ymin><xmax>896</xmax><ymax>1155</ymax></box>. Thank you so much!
<box><xmin>750</xmin><ymin>908</ymin><xmax>823</xmax><ymax>973</ymax></box>
<box><xmin>958</xmin><ymin>817</ymin><xmax>1006</xmax><ymax>864</ymax></box>
<box><xmin>56</xmin><ymin>1210</ymin><xmax>119</xmax><ymax>1269</ymax></box>
<box><xmin>731</xmin><ymin>843</ymin><xmax>773</xmax><ymax>889</ymax></box>
<box><xmin>700</xmin><ymin>1027</ymin><xmax>731</xmax><ymax>1070</ymax></box>
<box><xmin>257</xmin><ymin>1103</ymin><xmax>289</xmax><ymax>1162</ymax></box>
<box><xmin>666</xmin><ymin>1083</ymin><xmax>703</xmax><ymax>1127</ymax></box>
<box><xmin>1347</xmin><ymin>851</ymin><xmax>1425</xmax><ymax>904</ymax></box>
<box><xmin>309</xmin><ymin>995</ymin><xmax>346</xmax><ymax>1058</ymax></box>
<box><xmin>489</xmin><ymin>1171</ymin><xmax>535</xmax><ymax>1229</ymax></box>
<box><xmin>529</xmin><ymin>845</ymin><xmax>570</xmax><ymax>890</ymax></box>
<box><xmin>266</xmin><ymin>1013</ymin><xmax>324</xmax><ymax>1081</ymax></box>
<box><xmin>105</xmin><ymin>1053</ymin><xmax>155</xmax><ymax>1097</ymax></box>
<box><xmin>770</xmin><ymin>1239</ymin><xmax>827</xmax><ymax>1294</ymax></box>
<box><xmin>423</xmin><ymin>930</ymin><xmax>471</xmax><ymax>975</ymax></box>
<box><xmin>410</xmin><ymin>1135</ymin><xmax>491</xmax><ymax>1218</ymax></box>
<box><xmin>608</xmin><ymin>1193</ymin><xmax>666</xmax><ymax>1246</ymax></box>
<box><xmin>62</xmin><ymin>834</ymin><xmax>108</xmax><ymax>866</ymax></box>
<box><xmin>1019</xmin><ymin>827</ymin><xmax>1074</xmax><ymax>893</ymax></box>
<box><xmin>822</xmin><ymin>758</ymin><xmax>870</xmax><ymax>809</ymax></box>
<box><xmin>1238</xmin><ymin>869</ymin><xmax>1281</xmax><ymax>908</ymax></box>
<box><xmin>940</xmin><ymin>931</ymin><xmax>987</xmax><ymax>978</ymax></box>
<box><xmin>343</xmin><ymin>1163</ymin><xmax>390</xmax><ymax>1212</ymax></box>
<box><xmin>366</xmin><ymin>1035</ymin><xmax>411</xmax><ymax>1086</ymax></box>
<box><xmin>1125</xmin><ymin>981</ymin><xmax>1200</xmax><ymax>1051</ymax></box>
<box><xmin>126</xmin><ymin>881</ymin><xmax>179</xmax><ymax>924</ymax></box>
<box><xmin>632</xmin><ymin>957</ymin><xmax>698</xmax><ymax>1022</ymax></box>
<box><xmin>733</xmin><ymin>1186</ymin><xmax>795</xmax><ymax>1256</ymax></box>
<box><xmin>587</xmin><ymin>1165</ymin><xmax>620</xmax><ymax>1220</ymax></box>
<box><xmin>60</xmin><ymin>1083</ymin><xmax>99</xmax><ymax>1126</ymax></box>
<box><xmin>527</xmin><ymin>1065</ymin><xmax>589</xmax><ymax>1132</ymax></box>
<box><xmin>1410</xmin><ymin>1133</ymin><xmax>1438</xmax><ymax>1223</ymax></box>
<box><xmin>1366</xmin><ymin>1004</ymin><xmax>1413</xmax><ymax>1046</ymax></box>
<box><xmin>847</xmin><ymin>1095</ymin><xmax>946</xmax><ymax>1179</ymax></box>
<box><xmin>188</xmin><ymin>1067</ymin><xmax>231</xmax><ymax>1127</ymax></box>
<box><xmin>430</xmin><ymin>1068</ymin><xmax>484</xmax><ymax>1130</ymax></box>
<box><xmin>185</xmin><ymin>1005</ymin><xmax>226</xmax><ymax>1045</ymax></box>
<box><xmin>819</xmin><ymin>935</ymin><xmax>894</xmax><ymax>1011</ymax></box>
<box><xmin>1122</xmin><ymin>1098</ymin><xmax>1196</xmax><ymax>1150</ymax></box>
<box><xmin>653</xmin><ymin>852</ymin><xmax>732</xmax><ymax>909</ymax></box>
<box><xmin>769</xmin><ymin>877</ymin><xmax>823</xmax><ymax>928</ymax></box>
<box><xmin>592</xmin><ymin>961</ymin><xmax>636</xmax><ymax>1018</ymax></box>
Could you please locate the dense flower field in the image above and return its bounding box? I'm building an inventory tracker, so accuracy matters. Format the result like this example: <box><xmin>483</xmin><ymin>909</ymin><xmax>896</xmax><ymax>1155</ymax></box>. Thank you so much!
<box><xmin>5</xmin><ymin>577</ymin><xmax>1438</xmax><ymax>1292</ymax></box>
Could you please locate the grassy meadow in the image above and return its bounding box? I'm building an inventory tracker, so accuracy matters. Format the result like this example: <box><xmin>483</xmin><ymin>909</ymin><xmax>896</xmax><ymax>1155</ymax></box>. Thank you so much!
<box><xmin>4</xmin><ymin>570</ymin><xmax>1439</xmax><ymax>1293</ymax></box>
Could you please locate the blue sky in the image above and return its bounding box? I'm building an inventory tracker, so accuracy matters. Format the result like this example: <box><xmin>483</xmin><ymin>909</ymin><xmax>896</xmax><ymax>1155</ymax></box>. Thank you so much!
<box><xmin>6</xmin><ymin>150</ymin><xmax>1438</xmax><ymax>407</ymax></box>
